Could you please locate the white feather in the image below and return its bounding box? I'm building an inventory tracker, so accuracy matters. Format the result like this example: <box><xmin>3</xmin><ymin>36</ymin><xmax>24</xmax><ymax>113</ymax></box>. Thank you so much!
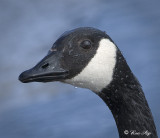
<box><xmin>65</xmin><ymin>38</ymin><xmax>117</xmax><ymax>93</ymax></box>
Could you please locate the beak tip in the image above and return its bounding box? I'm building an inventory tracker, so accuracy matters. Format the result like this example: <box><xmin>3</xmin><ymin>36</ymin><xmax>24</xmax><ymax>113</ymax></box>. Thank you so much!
<box><xmin>18</xmin><ymin>70</ymin><xmax>31</xmax><ymax>83</ymax></box>
<box><xmin>19</xmin><ymin>72</ymin><xmax>25</xmax><ymax>83</ymax></box>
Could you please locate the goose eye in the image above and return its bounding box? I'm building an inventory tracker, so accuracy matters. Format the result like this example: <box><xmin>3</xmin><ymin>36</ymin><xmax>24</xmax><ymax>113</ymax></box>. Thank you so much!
<box><xmin>80</xmin><ymin>40</ymin><xmax>92</xmax><ymax>50</ymax></box>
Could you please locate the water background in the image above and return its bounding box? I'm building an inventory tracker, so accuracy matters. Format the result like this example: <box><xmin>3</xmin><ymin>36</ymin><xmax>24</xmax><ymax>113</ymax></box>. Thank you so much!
<box><xmin>0</xmin><ymin>0</ymin><xmax>160</xmax><ymax>137</ymax></box>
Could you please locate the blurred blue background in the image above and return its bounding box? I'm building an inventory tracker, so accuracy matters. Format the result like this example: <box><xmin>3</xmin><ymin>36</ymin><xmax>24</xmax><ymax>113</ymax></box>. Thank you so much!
<box><xmin>0</xmin><ymin>0</ymin><xmax>160</xmax><ymax>138</ymax></box>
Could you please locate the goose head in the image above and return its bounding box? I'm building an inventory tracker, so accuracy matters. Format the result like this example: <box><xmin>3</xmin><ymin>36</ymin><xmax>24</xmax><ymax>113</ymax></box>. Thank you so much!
<box><xmin>19</xmin><ymin>27</ymin><xmax>117</xmax><ymax>93</ymax></box>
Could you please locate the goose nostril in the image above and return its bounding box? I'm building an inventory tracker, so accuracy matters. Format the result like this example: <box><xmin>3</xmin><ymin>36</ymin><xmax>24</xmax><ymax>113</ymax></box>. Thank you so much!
<box><xmin>41</xmin><ymin>63</ymin><xmax>49</xmax><ymax>69</ymax></box>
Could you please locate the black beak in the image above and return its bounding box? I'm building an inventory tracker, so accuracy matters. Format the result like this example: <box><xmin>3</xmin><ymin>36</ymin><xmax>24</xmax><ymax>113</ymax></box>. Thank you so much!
<box><xmin>19</xmin><ymin>52</ymin><xmax>68</xmax><ymax>83</ymax></box>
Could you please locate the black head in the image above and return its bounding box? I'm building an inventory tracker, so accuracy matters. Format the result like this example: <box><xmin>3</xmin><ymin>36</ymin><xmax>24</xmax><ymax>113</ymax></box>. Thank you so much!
<box><xmin>19</xmin><ymin>28</ymin><xmax>111</xmax><ymax>82</ymax></box>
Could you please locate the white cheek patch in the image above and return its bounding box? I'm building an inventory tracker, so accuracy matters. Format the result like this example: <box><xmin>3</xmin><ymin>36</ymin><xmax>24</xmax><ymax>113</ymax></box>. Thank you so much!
<box><xmin>65</xmin><ymin>38</ymin><xmax>117</xmax><ymax>93</ymax></box>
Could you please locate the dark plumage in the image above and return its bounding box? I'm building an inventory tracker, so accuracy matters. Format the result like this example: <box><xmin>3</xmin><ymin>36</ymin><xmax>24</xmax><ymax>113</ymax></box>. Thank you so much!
<box><xmin>99</xmin><ymin>50</ymin><xmax>157</xmax><ymax>138</ymax></box>
<box><xmin>19</xmin><ymin>27</ymin><xmax>158</xmax><ymax>138</ymax></box>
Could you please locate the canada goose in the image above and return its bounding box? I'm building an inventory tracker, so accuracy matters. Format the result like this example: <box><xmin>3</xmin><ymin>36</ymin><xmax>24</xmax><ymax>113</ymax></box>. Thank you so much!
<box><xmin>19</xmin><ymin>27</ymin><xmax>158</xmax><ymax>138</ymax></box>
